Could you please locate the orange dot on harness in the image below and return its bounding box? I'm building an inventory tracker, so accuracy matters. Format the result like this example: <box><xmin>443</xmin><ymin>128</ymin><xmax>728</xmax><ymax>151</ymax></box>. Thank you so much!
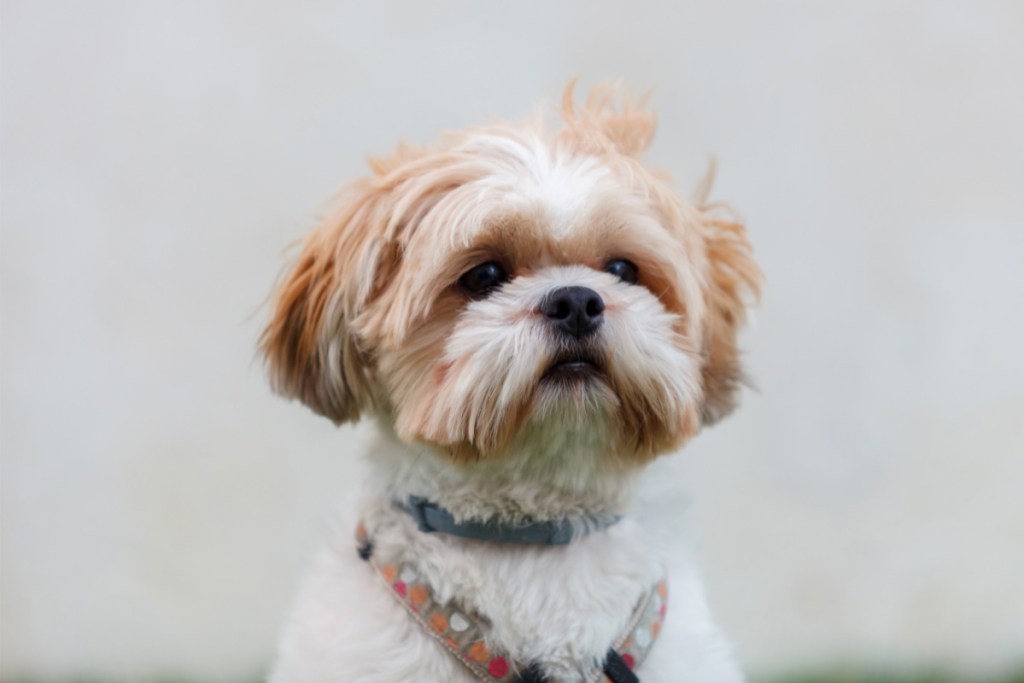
<box><xmin>409</xmin><ymin>584</ymin><xmax>429</xmax><ymax>607</ymax></box>
<box><xmin>469</xmin><ymin>641</ymin><xmax>491</xmax><ymax>662</ymax></box>
<box><xmin>429</xmin><ymin>613</ymin><xmax>447</xmax><ymax>634</ymax></box>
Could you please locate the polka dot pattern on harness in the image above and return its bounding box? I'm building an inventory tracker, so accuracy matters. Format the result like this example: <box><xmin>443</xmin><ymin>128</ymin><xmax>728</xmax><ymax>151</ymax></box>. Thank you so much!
<box><xmin>358</xmin><ymin>522</ymin><xmax>667</xmax><ymax>683</ymax></box>
<box><xmin>610</xmin><ymin>578</ymin><xmax>666</xmax><ymax>679</ymax></box>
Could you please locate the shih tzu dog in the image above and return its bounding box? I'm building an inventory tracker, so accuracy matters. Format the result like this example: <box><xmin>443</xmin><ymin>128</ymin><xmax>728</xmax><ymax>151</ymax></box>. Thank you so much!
<box><xmin>261</xmin><ymin>84</ymin><xmax>760</xmax><ymax>683</ymax></box>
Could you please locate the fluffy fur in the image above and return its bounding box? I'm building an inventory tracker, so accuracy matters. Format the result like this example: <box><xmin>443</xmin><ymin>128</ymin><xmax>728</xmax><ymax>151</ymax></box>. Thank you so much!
<box><xmin>261</xmin><ymin>83</ymin><xmax>761</xmax><ymax>683</ymax></box>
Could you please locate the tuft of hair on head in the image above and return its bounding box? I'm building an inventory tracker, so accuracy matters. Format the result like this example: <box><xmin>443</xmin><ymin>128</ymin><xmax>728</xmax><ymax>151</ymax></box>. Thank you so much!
<box><xmin>556</xmin><ymin>78</ymin><xmax>657</xmax><ymax>157</ymax></box>
<box><xmin>692</xmin><ymin>160</ymin><xmax>763</xmax><ymax>425</ymax></box>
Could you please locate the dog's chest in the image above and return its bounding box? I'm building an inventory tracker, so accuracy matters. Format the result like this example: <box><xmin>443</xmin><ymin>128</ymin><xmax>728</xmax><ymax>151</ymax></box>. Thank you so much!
<box><xmin>369</xmin><ymin>516</ymin><xmax>665</xmax><ymax>681</ymax></box>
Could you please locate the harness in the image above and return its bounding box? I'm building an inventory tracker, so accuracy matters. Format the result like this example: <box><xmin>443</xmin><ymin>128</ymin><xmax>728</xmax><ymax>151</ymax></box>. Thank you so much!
<box><xmin>356</xmin><ymin>501</ymin><xmax>667</xmax><ymax>683</ymax></box>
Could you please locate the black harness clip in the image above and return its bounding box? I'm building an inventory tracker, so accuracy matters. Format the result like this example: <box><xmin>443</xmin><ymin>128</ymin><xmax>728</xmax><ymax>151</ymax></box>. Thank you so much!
<box><xmin>603</xmin><ymin>648</ymin><xmax>640</xmax><ymax>683</ymax></box>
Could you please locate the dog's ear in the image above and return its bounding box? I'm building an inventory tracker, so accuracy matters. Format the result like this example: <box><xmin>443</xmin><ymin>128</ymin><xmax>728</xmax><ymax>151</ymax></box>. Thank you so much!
<box><xmin>260</xmin><ymin>181</ymin><xmax>393</xmax><ymax>423</ymax></box>
<box><xmin>696</xmin><ymin>201</ymin><xmax>762</xmax><ymax>426</ymax></box>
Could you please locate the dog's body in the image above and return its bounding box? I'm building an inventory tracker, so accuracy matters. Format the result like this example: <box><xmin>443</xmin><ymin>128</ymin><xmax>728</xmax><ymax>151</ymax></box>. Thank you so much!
<box><xmin>268</xmin><ymin>431</ymin><xmax>743</xmax><ymax>683</ymax></box>
<box><xmin>262</xmin><ymin>85</ymin><xmax>760</xmax><ymax>683</ymax></box>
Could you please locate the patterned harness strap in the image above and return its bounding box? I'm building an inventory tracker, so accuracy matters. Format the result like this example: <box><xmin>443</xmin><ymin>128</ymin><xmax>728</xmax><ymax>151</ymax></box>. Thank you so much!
<box><xmin>356</xmin><ymin>522</ymin><xmax>667</xmax><ymax>683</ymax></box>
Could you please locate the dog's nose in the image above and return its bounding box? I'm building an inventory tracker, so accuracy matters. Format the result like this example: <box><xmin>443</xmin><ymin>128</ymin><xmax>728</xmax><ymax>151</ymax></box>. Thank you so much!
<box><xmin>540</xmin><ymin>286</ymin><xmax>605</xmax><ymax>339</ymax></box>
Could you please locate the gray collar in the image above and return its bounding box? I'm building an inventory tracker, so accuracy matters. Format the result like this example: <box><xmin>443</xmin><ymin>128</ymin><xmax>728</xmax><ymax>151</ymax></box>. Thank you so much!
<box><xmin>399</xmin><ymin>495</ymin><xmax>621</xmax><ymax>546</ymax></box>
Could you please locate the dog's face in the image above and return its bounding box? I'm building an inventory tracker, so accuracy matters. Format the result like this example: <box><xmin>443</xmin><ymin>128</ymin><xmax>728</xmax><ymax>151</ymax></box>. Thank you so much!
<box><xmin>262</xmin><ymin>87</ymin><xmax>760</xmax><ymax>466</ymax></box>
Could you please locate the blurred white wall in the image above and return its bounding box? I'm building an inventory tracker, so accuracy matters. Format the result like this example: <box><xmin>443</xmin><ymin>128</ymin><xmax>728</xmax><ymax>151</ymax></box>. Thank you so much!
<box><xmin>2</xmin><ymin>1</ymin><xmax>1022</xmax><ymax>681</ymax></box>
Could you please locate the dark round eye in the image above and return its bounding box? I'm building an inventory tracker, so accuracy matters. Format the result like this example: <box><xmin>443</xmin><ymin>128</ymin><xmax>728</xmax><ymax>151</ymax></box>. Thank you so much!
<box><xmin>458</xmin><ymin>261</ymin><xmax>509</xmax><ymax>297</ymax></box>
<box><xmin>604</xmin><ymin>258</ymin><xmax>639</xmax><ymax>284</ymax></box>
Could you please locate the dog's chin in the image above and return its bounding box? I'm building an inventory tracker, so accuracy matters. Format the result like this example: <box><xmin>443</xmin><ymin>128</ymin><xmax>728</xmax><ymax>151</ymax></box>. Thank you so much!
<box><xmin>531</xmin><ymin>350</ymin><xmax>619</xmax><ymax>423</ymax></box>
<box><xmin>539</xmin><ymin>349</ymin><xmax>613</xmax><ymax>398</ymax></box>
<box><xmin>540</xmin><ymin>353</ymin><xmax>604</xmax><ymax>384</ymax></box>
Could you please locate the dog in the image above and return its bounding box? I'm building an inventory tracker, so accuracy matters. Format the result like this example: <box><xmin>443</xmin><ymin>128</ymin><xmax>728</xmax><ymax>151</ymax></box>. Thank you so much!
<box><xmin>260</xmin><ymin>84</ymin><xmax>761</xmax><ymax>683</ymax></box>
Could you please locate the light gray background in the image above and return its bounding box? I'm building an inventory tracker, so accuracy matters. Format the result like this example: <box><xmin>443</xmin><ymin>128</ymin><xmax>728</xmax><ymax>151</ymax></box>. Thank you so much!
<box><xmin>3</xmin><ymin>1</ymin><xmax>1022</xmax><ymax>681</ymax></box>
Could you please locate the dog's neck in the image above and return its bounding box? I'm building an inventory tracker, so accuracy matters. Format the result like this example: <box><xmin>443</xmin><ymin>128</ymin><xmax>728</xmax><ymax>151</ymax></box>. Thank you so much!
<box><xmin>366</xmin><ymin>419</ymin><xmax>640</xmax><ymax>525</ymax></box>
<box><xmin>356</xmin><ymin>421</ymin><xmax>668</xmax><ymax>682</ymax></box>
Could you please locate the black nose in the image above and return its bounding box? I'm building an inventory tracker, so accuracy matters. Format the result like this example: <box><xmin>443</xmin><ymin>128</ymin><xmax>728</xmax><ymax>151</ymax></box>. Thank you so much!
<box><xmin>540</xmin><ymin>286</ymin><xmax>605</xmax><ymax>339</ymax></box>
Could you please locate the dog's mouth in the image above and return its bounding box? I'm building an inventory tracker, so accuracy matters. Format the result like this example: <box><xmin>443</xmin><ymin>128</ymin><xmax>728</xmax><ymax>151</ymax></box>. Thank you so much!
<box><xmin>541</xmin><ymin>350</ymin><xmax>604</xmax><ymax>381</ymax></box>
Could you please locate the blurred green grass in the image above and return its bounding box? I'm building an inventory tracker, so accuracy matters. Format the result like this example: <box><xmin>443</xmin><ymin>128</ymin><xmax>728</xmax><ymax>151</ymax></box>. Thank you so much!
<box><xmin>766</xmin><ymin>672</ymin><xmax>1024</xmax><ymax>683</ymax></box>
<box><xmin>9</xmin><ymin>672</ymin><xmax>1024</xmax><ymax>683</ymax></box>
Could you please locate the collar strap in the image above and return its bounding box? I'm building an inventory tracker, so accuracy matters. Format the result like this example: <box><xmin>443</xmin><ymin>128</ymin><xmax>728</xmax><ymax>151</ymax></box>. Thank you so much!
<box><xmin>399</xmin><ymin>496</ymin><xmax>621</xmax><ymax>545</ymax></box>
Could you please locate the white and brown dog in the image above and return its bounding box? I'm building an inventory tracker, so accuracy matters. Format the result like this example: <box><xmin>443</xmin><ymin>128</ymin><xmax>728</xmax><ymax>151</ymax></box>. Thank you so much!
<box><xmin>261</xmin><ymin>84</ymin><xmax>761</xmax><ymax>683</ymax></box>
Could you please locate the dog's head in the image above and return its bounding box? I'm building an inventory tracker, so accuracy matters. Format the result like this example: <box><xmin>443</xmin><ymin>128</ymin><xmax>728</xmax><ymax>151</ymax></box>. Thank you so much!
<box><xmin>261</xmin><ymin>85</ymin><xmax>760</xmax><ymax>466</ymax></box>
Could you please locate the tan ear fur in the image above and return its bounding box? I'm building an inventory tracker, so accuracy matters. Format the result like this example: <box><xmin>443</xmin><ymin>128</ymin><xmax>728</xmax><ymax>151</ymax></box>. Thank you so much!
<box><xmin>694</xmin><ymin>174</ymin><xmax>762</xmax><ymax>425</ymax></box>
<box><xmin>260</xmin><ymin>182</ymin><xmax>391</xmax><ymax>423</ymax></box>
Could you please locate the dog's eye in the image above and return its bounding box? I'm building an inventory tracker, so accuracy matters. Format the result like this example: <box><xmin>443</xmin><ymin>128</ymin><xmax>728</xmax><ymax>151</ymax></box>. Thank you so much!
<box><xmin>604</xmin><ymin>258</ymin><xmax>639</xmax><ymax>285</ymax></box>
<box><xmin>459</xmin><ymin>261</ymin><xmax>509</xmax><ymax>297</ymax></box>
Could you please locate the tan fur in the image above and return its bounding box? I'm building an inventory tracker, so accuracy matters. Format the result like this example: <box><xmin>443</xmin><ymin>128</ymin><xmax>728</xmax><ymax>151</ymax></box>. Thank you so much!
<box><xmin>558</xmin><ymin>79</ymin><xmax>657</xmax><ymax>157</ymax></box>
<box><xmin>692</xmin><ymin>164</ymin><xmax>762</xmax><ymax>424</ymax></box>
<box><xmin>260</xmin><ymin>185</ymin><xmax>372</xmax><ymax>422</ymax></box>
